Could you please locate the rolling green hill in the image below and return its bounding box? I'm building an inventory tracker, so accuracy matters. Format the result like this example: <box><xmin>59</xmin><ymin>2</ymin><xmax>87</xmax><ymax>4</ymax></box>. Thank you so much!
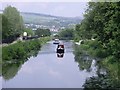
<box><xmin>0</xmin><ymin>9</ymin><xmax>82</xmax><ymax>28</ymax></box>
<box><xmin>21</xmin><ymin>12</ymin><xmax>82</xmax><ymax>28</ymax></box>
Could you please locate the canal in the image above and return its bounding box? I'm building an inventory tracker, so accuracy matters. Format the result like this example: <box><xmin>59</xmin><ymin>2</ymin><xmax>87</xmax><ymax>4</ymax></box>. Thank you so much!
<box><xmin>2</xmin><ymin>40</ymin><xmax>97</xmax><ymax>88</ymax></box>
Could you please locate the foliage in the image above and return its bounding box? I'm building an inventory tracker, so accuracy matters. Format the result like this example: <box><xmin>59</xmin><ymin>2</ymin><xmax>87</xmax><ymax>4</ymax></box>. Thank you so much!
<box><xmin>83</xmin><ymin>75</ymin><xmax>118</xmax><ymax>90</ymax></box>
<box><xmin>58</xmin><ymin>28</ymin><xmax>74</xmax><ymax>40</ymax></box>
<box><xmin>73</xmin><ymin>45</ymin><xmax>93</xmax><ymax>72</ymax></box>
<box><xmin>2</xmin><ymin>6</ymin><xmax>24</xmax><ymax>43</ymax></box>
<box><xmin>100</xmin><ymin>57</ymin><xmax>120</xmax><ymax>87</ymax></box>
<box><xmin>2</xmin><ymin>37</ymin><xmax>50</xmax><ymax>80</ymax></box>
<box><xmin>24</xmin><ymin>28</ymin><xmax>34</xmax><ymax>36</ymax></box>
<box><xmin>35</xmin><ymin>28</ymin><xmax>51</xmax><ymax>37</ymax></box>
<box><xmin>2</xmin><ymin>39</ymin><xmax>41</xmax><ymax>80</ymax></box>
<box><xmin>2</xmin><ymin>39</ymin><xmax>41</xmax><ymax>62</ymax></box>
<box><xmin>75</xmin><ymin>2</ymin><xmax>120</xmax><ymax>61</ymax></box>
<box><xmin>74</xmin><ymin>2</ymin><xmax>120</xmax><ymax>89</ymax></box>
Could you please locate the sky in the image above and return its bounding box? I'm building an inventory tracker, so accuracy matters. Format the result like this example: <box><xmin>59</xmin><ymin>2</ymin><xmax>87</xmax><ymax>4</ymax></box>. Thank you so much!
<box><xmin>1</xmin><ymin>0</ymin><xmax>89</xmax><ymax>18</ymax></box>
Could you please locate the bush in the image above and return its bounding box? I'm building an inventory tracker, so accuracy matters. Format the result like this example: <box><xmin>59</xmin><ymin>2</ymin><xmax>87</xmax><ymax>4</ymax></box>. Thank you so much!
<box><xmin>83</xmin><ymin>75</ymin><xmax>117</xmax><ymax>90</ymax></box>
<box><xmin>2</xmin><ymin>39</ymin><xmax>42</xmax><ymax>62</ymax></box>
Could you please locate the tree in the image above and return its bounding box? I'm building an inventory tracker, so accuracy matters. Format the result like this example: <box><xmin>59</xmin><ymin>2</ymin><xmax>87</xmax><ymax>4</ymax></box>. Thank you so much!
<box><xmin>2</xmin><ymin>6</ymin><xmax>24</xmax><ymax>43</ymax></box>
<box><xmin>35</xmin><ymin>28</ymin><xmax>51</xmax><ymax>37</ymax></box>
<box><xmin>2</xmin><ymin>14</ymin><xmax>12</xmax><ymax>42</ymax></box>
<box><xmin>24</xmin><ymin>28</ymin><xmax>34</xmax><ymax>36</ymax></box>
<box><xmin>75</xmin><ymin>2</ymin><xmax>120</xmax><ymax>89</ymax></box>
<box><xmin>75</xmin><ymin>2</ymin><xmax>120</xmax><ymax>60</ymax></box>
<box><xmin>58</xmin><ymin>28</ymin><xmax>74</xmax><ymax>40</ymax></box>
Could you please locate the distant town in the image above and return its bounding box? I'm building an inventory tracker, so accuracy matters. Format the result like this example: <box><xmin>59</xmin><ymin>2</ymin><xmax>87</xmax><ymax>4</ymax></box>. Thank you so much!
<box><xmin>24</xmin><ymin>23</ymin><xmax>66</xmax><ymax>32</ymax></box>
<box><xmin>0</xmin><ymin>10</ymin><xmax>81</xmax><ymax>33</ymax></box>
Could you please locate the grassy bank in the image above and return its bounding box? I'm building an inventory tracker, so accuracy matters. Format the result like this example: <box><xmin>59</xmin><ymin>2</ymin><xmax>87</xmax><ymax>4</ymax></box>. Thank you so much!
<box><xmin>80</xmin><ymin>40</ymin><xmax>119</xmax><ymax>78</ymax></box>
<box><xmin>2</xmin><ymin>37</ymin><xmax>50</xmax><ymax>62</ymax></box>
<box><xmin>74</xmin><ymin>40</ymin><xmax>120</xmax><ymax>89</ymax></box>
<box><xmin>2</xmin><ymin>37</ymin><xmax>50</xmax><ymax>80</ymax></box>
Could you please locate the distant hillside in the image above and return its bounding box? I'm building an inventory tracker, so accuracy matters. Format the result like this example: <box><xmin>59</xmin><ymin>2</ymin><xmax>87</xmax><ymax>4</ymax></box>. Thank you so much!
<box><xmin>0</xmin><ymin>10</ymin><xmax>82</xmax><ymax>29</ymax></box>
<box><xmin>20</xmin><ymin>12</ymin><xmax>82</xmax><ymax>28</ymax></box>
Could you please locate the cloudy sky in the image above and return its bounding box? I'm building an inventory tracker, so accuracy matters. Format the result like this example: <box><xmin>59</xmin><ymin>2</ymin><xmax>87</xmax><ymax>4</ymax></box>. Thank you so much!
<box><xmin>1</xmin><ymin>0</ymin><xmax>89</xmax><ymax>18</ymax></box>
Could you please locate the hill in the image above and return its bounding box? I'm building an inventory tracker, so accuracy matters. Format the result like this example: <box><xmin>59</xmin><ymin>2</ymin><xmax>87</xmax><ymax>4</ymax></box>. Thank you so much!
<box><xmin>20</xmin><ymin>12</ymin><xmax>82</xmax><ymax>29</ymax></box>
<box><xmin>0</xmin><ymin>10</ymin><xmax>82</xmax><ymax>29</ymax></box>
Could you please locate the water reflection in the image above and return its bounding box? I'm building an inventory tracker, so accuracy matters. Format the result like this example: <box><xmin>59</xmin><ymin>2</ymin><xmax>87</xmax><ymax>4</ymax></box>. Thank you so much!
<box><xmin>2</xmin><ymin>40</ymin><xmax>98</xmax><ymax>88</ymax></box>
<box><xmin>57</xmin><ymin>53</ymin><xmax>64</xmax><ymax>58</ymax></box>
<box><xmin>73</xmin><ymin>44</ymin><xmax>119</xmax><ymax>89</ymax></box>
<box><xmin>56</xmin><ymin>43</ymin><xmax>65</xmax><ymax>58</ymax></box>
<box><xmin>73</xmin><ymin>44</ymin><xmax>94</xmax><ymax>72</ymax></box>
<box><xmin>2</xmin><ymin>61</ymin><xmax>22</xmax><ymax>80</ymax></box>
<box><xmin>2</xmin><ymin>50</ymin><xmax>39</xmax><ymax>80</ymax></box>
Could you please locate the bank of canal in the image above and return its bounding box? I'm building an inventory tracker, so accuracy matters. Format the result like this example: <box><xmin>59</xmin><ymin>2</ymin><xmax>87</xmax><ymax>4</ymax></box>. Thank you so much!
<box><xmin>2</xmin><ymin>40</ymin><xmax>98</xmax><ymax>88</ymax></box>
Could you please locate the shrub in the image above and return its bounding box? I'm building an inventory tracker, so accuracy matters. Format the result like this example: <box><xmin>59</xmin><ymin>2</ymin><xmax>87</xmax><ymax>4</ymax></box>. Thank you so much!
<box><xmin>2</xmin><ymin>39</ymin><xmax>42</xmax><ymax>61</ymax></box>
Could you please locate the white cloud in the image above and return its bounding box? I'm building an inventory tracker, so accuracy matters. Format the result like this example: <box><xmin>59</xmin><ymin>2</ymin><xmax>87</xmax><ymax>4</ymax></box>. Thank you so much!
<box><xmin>19</xmin><ymin>60</ymin><xmax>48</xmax><ymax>74</ymax></box>
<box><xmin>49</xmin><ymin>2</ymin><xmax>87</xmax><ymax>17</ymax></box>
<box><xmin>49</xmin><ymin>69</ymin><xmax>61</xmax><ymax>78</ymax></box>
<box><xmin>52</xmin><ymin>5</ymin><xmax>65</xmax><ymax>15</ymax></box>
<box><xmin>40</xmin><ymin>3</ymin><xmax>48</xmax><ymax>9</ymax></box>
<box><xmin>1</xmin><ymin>2</ymin><xmax>88</xmax><ymax>17</ymax></box>
<box><xmin>1</xmin><ymin>0</ymin><xmax>91</xmax><ymax>2</ymax></box>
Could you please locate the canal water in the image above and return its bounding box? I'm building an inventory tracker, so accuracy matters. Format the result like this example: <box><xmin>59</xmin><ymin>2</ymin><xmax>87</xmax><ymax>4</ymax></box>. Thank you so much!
<box><xmin>2</xmin><ymin>40</ymin><xmax>97</xmax><ymax>88</ymax></box>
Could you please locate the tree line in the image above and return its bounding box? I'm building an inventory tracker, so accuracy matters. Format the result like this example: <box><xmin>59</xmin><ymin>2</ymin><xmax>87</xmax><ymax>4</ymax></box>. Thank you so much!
<box><xmin>75</xmin><ymin>2</ymin><xmax>120</xmax><ymax>62</ymax></box>
<box><xmin>35</xmin><ymin>28</ymin><xmax>51</xmax><ymax>37</ymax></box>
<box><xmin>1</xmin><ymin>6</ymin><xmax>51</xmax><ymax>43</ymax></box>
<box><xmin>74</xmin><ymin>2</ymin><xmax>120</xmax><ymax>89</ymax></box>
<box><xmin>58</xmin><ymin>28</ymin><xmax>74</xmax><ymax>40</ymax></box>
<box><xmin>2</xmin><ymin>6</ymin><xmax>24</xmax><ymax>43</ymax></box>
